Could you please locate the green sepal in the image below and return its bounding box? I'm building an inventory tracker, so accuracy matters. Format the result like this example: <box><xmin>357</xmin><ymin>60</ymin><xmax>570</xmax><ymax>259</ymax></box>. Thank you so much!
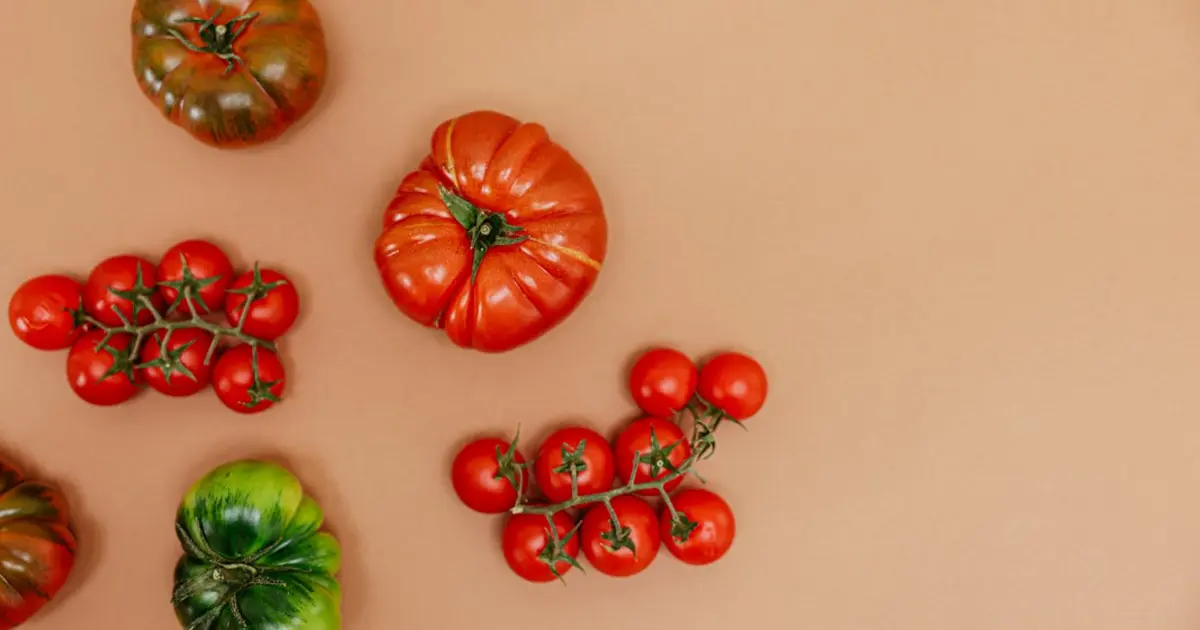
<box><xmin>669</xmin><ymin>513</ymin><xmax>699</xmax><ymax>543</ymax></box>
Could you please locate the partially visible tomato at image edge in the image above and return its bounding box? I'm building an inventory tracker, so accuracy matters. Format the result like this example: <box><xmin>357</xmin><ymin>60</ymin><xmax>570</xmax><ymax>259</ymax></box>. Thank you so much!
<box><xmin>629</xmin><ymin>347</ymin><xmax>697</xmax><ymax>417</ymax></box>
<box><xmin>8</xmin><ymin>275</ymin><xmax>84</xmax><ymax>350</ymax></box>
<box><xmin>66</xmin><ymin>330</ymin><xmax>140</xmax><ymax>406</ymax></box>
<box><xmin>451</xmin><ymin>437</ymin><xmax>526</xmax><ymax>514</ymax></box>
<box><xmin>698</xmin><ymin>352</ymin><xmax>768</xmax><ymax>420</ymax></box>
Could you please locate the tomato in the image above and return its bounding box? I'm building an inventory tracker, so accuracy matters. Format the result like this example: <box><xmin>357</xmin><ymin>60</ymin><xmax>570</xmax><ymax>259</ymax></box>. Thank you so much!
<box><xmin>224</xmin><ymin>267</ymin><xmax>300</xmax><ymax>340</ymax></box>
<box><xmin>0</xmin><ymin>459</ymin><xmax>77</xmax><ymax>628</ymax></box>
<box><xmin>374</xmin><ymin>111</ymin><xmax>609</xmax><ymax>353</ymax></box>
<box><xmin>451</xmin><ymin>437</ymin><xmax>526</xmax><ymax>514</ymax></box>
<box><xmin>131</xmin><ymin>0</ymin><xmax>328</xmax><ymax>148</ymax></box>
<box><xmin>157</xmin><ymin>239</ymin><xmax>234</xmax><ymax>315</ymax></box>
<box><xmin>629</xmin><ymin>347</ymin><xmax>697</xmax><ymax>417</ymax></box>
<box><xmin>580</xmin><ymin>495</ymin><xmax>661</xmax><ymax>577</ymax></box>
<box><xmin>8</xmin><ymin>274</ymin><xmax>85</xmax><ymax>351</ymax></box>
<box><xmin>614</xmin><ymin>417</ymin><xmax>692</xmax><ymax>496</ymax></box>
<box><xmin>697</xmin><ymin>352</ymin><xmax>768</xmax><ymax>420</ymax></box>
<box><xmin>66</xmin><ymin>330</ymin><xmax>140</xmax><ymax>406</ymax></box>
<box><xmin>661</xmin><ymin>489</ymin><xmax>736</xmax><ymax>566</ymax></box>
<box><xmin>212</xmin><ymin>345</ymin><xmax>286</xmax><ymax>414</ymax></box>
<box><xmin>82</xmin><ymin>255</ymin><xmax>163</xmax><ymax>327</ymax></box>
<box><xmin>502</xmin><ymin>511</ymin><xmax>580</xmax><ymax>583</ymax></box>
<box><xmin>138</xmin><ymin>328</ymin><xmax>215</xmax><ymax>397</ymax></box>
<box><xmin>533</xmin><ymin>427</ymin><xmax>615</xmax><ymax>503</ymax></box>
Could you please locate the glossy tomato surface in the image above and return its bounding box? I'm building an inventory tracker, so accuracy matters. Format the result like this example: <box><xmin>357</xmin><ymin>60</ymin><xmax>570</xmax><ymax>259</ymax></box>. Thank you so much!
<box><xmin>212</xmin><ymin>345</ymin><xmax>286</xmax><ymax>414</ymax></box>
<box><xmin>138</xmin><ymin>328</ymin><xmax>215</xmax><ymax>397</ymax></box>
<box><xmin>629</xmin><ymin>347</ymin><xmax>698</xmax><ymax>417</ymax></box>
<box><xmin>661</xmin><ymin>489</ymin><xmax>736</xmax><ymax>566</ymax></box>
<box><xmin>374</xmin><ymin>111</ymin><xmax>608</xmax><ymax>353</ymax></box>
<box><xmin>83</xmin><ymin>255</ymin><xmax>163</xmax><ymax>327</ymax></box>
<box><xmin>614</xmin><ymin>417</ymin><xmax>692</xmax><ymax>496</ymax></box>
<box><xmin>451</xmin><ymin>438</ymin><xmax>526</xmax><ymax>514</ymax></box>
<box><xmin>533</xmin><ymin>426</ymin><xmax>615</xmax><ymax>503</ymax></box>
<box><xmin>132</xmin><ymin>0</ymin><xmax>328</xmax><ymax>148</ymax></box>
<box><xmin>698</xmin><ymin>352</ymin><xmax>768</xmax><ymax>420</ymax></box>
<box><xmin>0</xmin><ymin>459</ymin><xmax>77</xmax><ymax>629</ymax></box>
<box><xmin>157</xmin><ymin>239</ymin><xmax>234</xmax><ymax>315</ymax></box>
<box><xmin>66</xmin><ymin>330</ymin><xmax>141</xmax><ymax>406</ymax></box>
<box><xmin>580</xmin><ymin>495</ymin><xmax>660</xmax><ymax>577</ymax></box>
<box><xmin>224</xmin><ymin>268</ymin><xmax>299</xmax><ymax>340</ymax></box>
<box><xmin>8</xmin><ymin>275</ymin><xmax>84</xmax><ymax>351</ymax></box>
<box><xmin>502</xmin><ymin>512</ymin><xmax>579</xmax><ymax>583</ymax></box>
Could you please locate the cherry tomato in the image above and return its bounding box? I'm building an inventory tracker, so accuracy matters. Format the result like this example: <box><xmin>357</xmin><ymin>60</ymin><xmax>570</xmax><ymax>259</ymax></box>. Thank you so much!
<box><xmin>157</xmin><ymin>240</ymin><xmax>234</xmax><ymax>315</ymax></box>
<box><xmin>451</xmin><ymin>437</ymin><xmax>526</xmax><ymax>514</ymax></box>
<box><xmin>66</xmin><ymin>330</ymin><xmax>140</xmax><ymax>406</ymax></box>
<box><xmin>224</xmin><ymin>267</ymin><xmax>300</xmax><ymax>340</ymax></box>
<box><xmin>8</xmin><ymin>275</ymin><xmax>84</xmax><ymax>350</ymax></box>
<box><xmin>212</xmin><ymin>345</ymin><xmax>286</xmax><ymax>414</ymax></box>
<box><xmin>580</xmin><ymin>495</ymin><xmax>661</xmax><ymax>577</ymax></box>
<box><xmin>82</xmin><ymin>255</ymin><xmax>163</xmax><ymax>327</ymax></box>
<box><xmin>629</xmin><ymin>347</ymin><xmax>697</xmax><ymax>417</ymax></box>
<box><xmin>661</xmin><ymin>489</ymin><xmax>736</xmax><ymax>566</ymax></box>
<box><xmin>614</xmin><ymin>417</ymin><xmax>692</xmax><ymax>497</ymax></box>
<box><xmin>502</xmin><ymin>511</ymin><xmax>580</xmax><ymax>583</ymax></box>
<box><xmin>138</xmin><ymin>328</ymin><xmax>215</xmax><ymax>397</ymax></box>
<box><xmin>697</xmin><ymin>352</ymin><xmax>768</xmax><ymax>420</ymax></box>
<box><xmin>533</xmin><ymin>427</ymin><xmax>615</xmax><ymax>504</ymax></box>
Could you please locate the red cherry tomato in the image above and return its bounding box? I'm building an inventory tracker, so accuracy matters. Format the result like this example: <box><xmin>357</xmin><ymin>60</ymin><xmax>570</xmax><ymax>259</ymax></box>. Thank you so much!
<box><xmin>157</xmin><ymin>240</ymin><xmax>234</xmax><ymax>315</ymax></box>
<box><xmin>451</xmin><ymin>437</ymin><xmax>526</xmax><ymax>514</ymax></box>
<box><xmin>212</xmin><ymin>345</ymin><xmax>286</xmax><ymax>414</ymax></box>
<box><xmin>138</xmin><ymin>328</ymin><xmax>215</xmax><ymax>397</ymax></box>
<box><xmin>613</xmin><ymin>417</ymin><xmax>692</xmax><ymax>497</ymax></box>
<box><xmin>533</xmin><ymin>427</ymin><xmax>615</xmax><ymax>503</ymax></box>
<box><xmin>224</xmin><ymin>267</ymin><xmax>300</xmax><ymax>340</ymax></box>
<box><xmin>661</xmin><ymin>489</ymin><xmax>735</xmax><ymax>566</ymax></box>
<box><xmin>66</xmin><ymin>330</ymin><xmax>140</xmax><ymax>406</ymax></box>
<box><xmin>580</xmin><ymin>495</ymin><xmax>661</xmax><ymax>577</ymax></box>
<box><xmin>8</xmin><ymin>274</ymin><xmax>84</xmax><ymax>350</ymax></box>
<box><xmin>82</xmin><ymin>255</ymin><xmax>163</xmax><ymax>327</ymax></box>
<box><xmin>628</xmin><ymin>347</ymin><xmax>697</xmax><ymax>417</ymax></box>
<box><xmin>502</xmin><ymin>511</ymin><xmax>580</xmax><ymax>583</ymax></box>
<box><xmin>697</xmin><ymin>352</ymin><xmax>768</xmax><ymax>420</ymax></box>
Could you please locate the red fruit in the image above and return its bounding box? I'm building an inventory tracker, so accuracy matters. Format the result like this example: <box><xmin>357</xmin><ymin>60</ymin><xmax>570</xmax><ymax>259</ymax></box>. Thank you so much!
<box><xmin>138</xmin><ymin>328</ymin><xmax>215</xmax><ymax>397</ymax></box>
<box><xmin>9</xmin><ymin>274</ymin><xmax>84</xmax><ymax>350</ymax></box>
<box><xmin>82</xmin><ymin>255</ymin><xmax>163</xmax><ymax>327</ymax></box>
<box><xmin>629</xmin><ymin>347</ymin><xmax>697</xmax><ymax>417</ymax></box>
<box><xmin>157</xmin><ymin>239</ymin><xmax>234</xmax><ymax>315</ymax></box>
<box><xmin>66</xmin><ymin>330</ymin><xmax>140</xmax><ymax>406</ymax></box>
<box><xmin>661</xmin><ymin>489</ymin><xmax>736</xmax><ymax>566</ymax></box>
<box><xmin>697</xmin><ymin>352</ymin><xmax>768</xmax><ymax>420</ymax></box>
<box><xmin>225</xmin><ymin>267</ymin><xmax>300</xmax><ymax>340</ymax></box>
<box><xmin>613</xmin><ymin>417</ymin><xmax>691</xmax><ymax>496</ymax></box>
<box><xmin>451</xmin><ymin>437</ymin><xmax>526</xmax><ymax>513</ymax></box>
<box><xmin>533</xmin><ymin>426</ymin><xmax>616</xmax><ymax>504</ymax></box>
<box><xmin>502</xmin><ymin>511</ymin><xmax>580</xmax><ymax>583</ymax></box>
<box><xmin>580</xmin><ymin>495</ymin><xmax>661</xmax><ymax>577</ymax></box>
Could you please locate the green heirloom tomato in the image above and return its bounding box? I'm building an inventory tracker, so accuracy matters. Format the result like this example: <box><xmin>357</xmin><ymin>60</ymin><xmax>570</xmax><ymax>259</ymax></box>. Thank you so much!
<box><xmin>171</xmin><ymin>460</ymin><xmax>342</xmax><ymax>629</ymax></box>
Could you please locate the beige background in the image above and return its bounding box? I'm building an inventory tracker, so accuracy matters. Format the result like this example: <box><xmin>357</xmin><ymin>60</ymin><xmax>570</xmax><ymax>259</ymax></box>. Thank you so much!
<box><xmin>1</xmin><ymin>0</ymin><xmax>1199</xmax><ymax>628</ymax></box>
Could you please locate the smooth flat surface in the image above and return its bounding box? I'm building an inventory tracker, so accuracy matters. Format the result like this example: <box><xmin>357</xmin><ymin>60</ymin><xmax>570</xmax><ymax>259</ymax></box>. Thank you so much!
<box><xmin>3</xmin><ymin>1</ymin><xmax>1200</xmax><ymax>628</ymax></box>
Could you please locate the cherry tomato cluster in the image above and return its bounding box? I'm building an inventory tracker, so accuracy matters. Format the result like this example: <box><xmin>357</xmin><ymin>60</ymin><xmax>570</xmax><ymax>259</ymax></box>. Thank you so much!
<box><xmin>451</xmin><ymin>347</ymin><xmax>768</xmax><ymax>583</ymax></box>
<box><xmin>7</xmin><ymin>239</ymin><xmax>300</xmax><ymax>414</ymax></box>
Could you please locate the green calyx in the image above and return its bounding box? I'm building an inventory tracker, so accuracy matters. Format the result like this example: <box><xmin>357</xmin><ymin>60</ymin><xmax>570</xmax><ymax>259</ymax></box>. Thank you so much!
<box><xmin>638</xmin><ymin>428</ymin><xmax>684</xmax><ymax>478</ymax></box>
<box><xmin>538</xmin><ymin>517</ymin><xmax>585</xmax><ymax>583</ymax></box>
<box><xmin>242</xmin><ymin>346</ymin><xmax>282</xmax><ymax>409</ymax></box>
<box><xmin>668</xmin><ymin>513</ymin><xmax>699</xmax><ymax>544</ymax></box>
<box><xmin>438</xmin><ymin>184</ymin><xmax>529</xmax><ymax>283</ymax></box>
<box><xmin>161</xmin><ymin>253</ymin><xmax>220</xmax><ymax>315</ymax></box>
<box><xmin>136</xmin><ymin>337</ymin><xmax>199</xmax><ymax>384</ymax></box>
<box><xmin>166</xmin><ymin>8</ymin><xmax>260</xmax><ymax>74</ymax></box>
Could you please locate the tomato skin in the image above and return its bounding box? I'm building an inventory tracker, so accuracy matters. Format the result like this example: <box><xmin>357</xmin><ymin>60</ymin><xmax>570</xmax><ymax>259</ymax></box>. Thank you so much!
<box><xmin>698</xmin><ymin>352</ymin><xmax>768</xmax><ymax>420</ymax></box>
<box><xmin>533</xmin><ymin>427</ymin><xmax>616</xmax><ymax>503</ymax></box>
<box><xmin>502</xmin><ymin>512</ymin><xmax>580</xmax><ymax>583</ymax></box>
<box><xmin>138</xmin><ymin>328</ymin><xmax>215</xmax><ymax>397</ymax></box>
<box><xmin>614</xmin><ymin>417</ymin><xmax>692</xmax><ymax>496</ymax></box>
<box><xmin>131</xmin><ymin>0</ymin><xmax>328</xmax><ymax>148</ymax></box>
<box><xmin>629</xmin><ymin>347</ymin><xmax>697</xmax><ymax>417</ymax></box>
<box><xmin>157</xmin><ymin>240</ymin><xmax>234</xmax><ymax>315</ymax></box>
<box><xmin>374</xmin><ymin>111</ymin><xmax>608</xmax><ymax>353</ymax></box>
<box><xmin>580</xmin><ymin>495</ymin><xmax>661</xmax><ymax>577</ymax></box>
<box><xmin>0</xmin><ymin>459</ymin><xmax>77</xmax><ymax>629</ymax></box>
<box><xmin>83</xmin><ymin>255</ymin><xmax>163</xmax><ymax>327</ymax></box>
<box><xmin>224</xmin><ymin>269</ymin><xmax>300</xmax><ymax>341</ymax></box>
<box><xmin>212</xmin><ymin>345</ymin><xmax>286</xmax><ymax>414</ymax></box>
<box><xmin>8</xmin><ymin>274</ymin><xmax>84</xmax><ymax>350</ymax></box>
<box><xmin>66</xmin><ymin>330</ymin><xmax>140</xmax><ymax>406</ymax></box>
<box><xmin>661</xmin><ymin>489</ymin><xmax>736</xmax><ymax>566</ymax></box>
<box><xmin>451</xmin><ymin>438</ymin><xmax>526</xmax><ymax>514</ymax></box>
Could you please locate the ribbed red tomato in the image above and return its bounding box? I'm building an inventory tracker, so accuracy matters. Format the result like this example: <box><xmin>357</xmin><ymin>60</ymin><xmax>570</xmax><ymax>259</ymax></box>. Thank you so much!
<box><xmin>374</xmin><ymin>111</ymin><xmax>608</xmax><ymax>353</ymax></box>
<box><xmin>0</xmin><ymin>459</ymin><xmax>77</xmax><ymax>629</ymax></box>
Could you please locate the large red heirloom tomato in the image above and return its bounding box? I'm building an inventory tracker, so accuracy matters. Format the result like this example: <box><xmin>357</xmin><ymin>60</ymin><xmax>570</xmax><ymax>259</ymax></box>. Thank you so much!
<box><xmin>131</xmin><ymin>0</ymin><xmax>328</xmax><ymax>148</ymax></box>
<box><xmin>0</xmin><ymin>459</ymin><xmax>76</xmax><ymax>629</ymax></box>
<box><xmin>373</xmin><ymin>111</ymin><xmax>608</xmax><ymax>353</ymax></box>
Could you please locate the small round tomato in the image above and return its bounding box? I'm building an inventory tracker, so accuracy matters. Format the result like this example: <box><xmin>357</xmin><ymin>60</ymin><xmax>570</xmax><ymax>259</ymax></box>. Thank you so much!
<box><xmin>533</xmin><ymin>427</ymin><xmax>615</xmax><ymax>503</ymax></box>
<box><xmin>66</xmin><ymin>330</ymin><xmax>140</xmax><ymax>406</ymax></box>
<box><xmin>581</xmin><ymin>495</ymin><xmax>661</xmax><ymax>577</ymax></box>
<box><xmin>157</xmin><ymin>240</ymin><xmax>234</xmax><ymax>315</ymax></box>
<box><xmin>224</xmin><ymin>267</ymin><xmax>300</xmax><ymax>340</ymax></box>
<box><xmin>629</xmin><ymin>347</ymin><xmax>697</xmax><ymax>417</ymax></box>
<box><xmin>502</xmin><ymin>511</ymin><xmax>580</xmax><ymax>583</ymax></box>
<box><xmin>82</xmin><ymin>255</ymin><xmax>163</xmax><ymax>327</ymax></box>
<box><xmin>697</xmin><ymin>352</ymin><xmax>768</xmax><ymax>420</ymax></box>
<box><xmin>138</xmin><ymin>328</ymin><xmax>215</xmax><ymax>397</ymax></box>
<box><xmin>451</xmin><ymin>437</ymin><xmax>526</xmax><ymax>514</ymax></box>
<box><xmin>212</xmin><ymin>345</ymin><xmax>286</xmax><ymax>414</ymax></box>
<box><xmin>614</xmin><ymin>417</ymin><xmax>692</xmax><ymax>496</ymax></box>
<box><xmin>661</xmin><ymin>489</ymin><xmax>736</xmax><ymax>566</ymax></box>
<box><xmin>8</xmin><ymin>274</ymin><xmax>84</xmax><ymax>350</ymax></box>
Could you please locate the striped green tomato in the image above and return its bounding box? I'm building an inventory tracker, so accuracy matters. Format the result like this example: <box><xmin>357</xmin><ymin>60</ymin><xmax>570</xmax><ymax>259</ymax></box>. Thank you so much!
<box><xmin>171</xmin><ymin>460</ymin><xmax>342</xmax><ymax>629</ymax></box>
